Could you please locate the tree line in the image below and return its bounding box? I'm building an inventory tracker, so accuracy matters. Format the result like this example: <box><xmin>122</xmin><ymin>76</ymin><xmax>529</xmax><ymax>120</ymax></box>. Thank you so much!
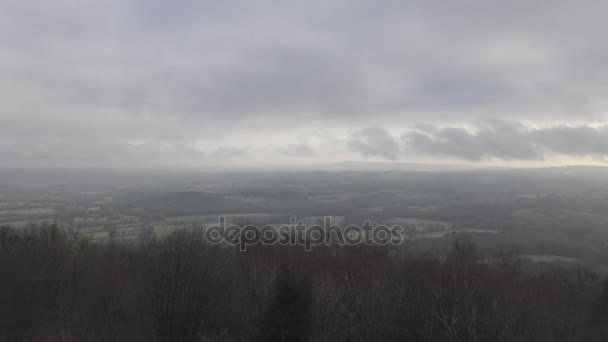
<box><xmin>1</xmin><ymin>222</ymin><xmax>608</xmax><ymax>341</ymax></box>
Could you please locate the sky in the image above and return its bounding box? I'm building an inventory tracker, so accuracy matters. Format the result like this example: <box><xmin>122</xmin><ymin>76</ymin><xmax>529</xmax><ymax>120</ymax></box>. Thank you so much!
<box><xmin>2</xmin><ymin>0</ymin><xmax>608</xmax><ymax>169</ymax></box>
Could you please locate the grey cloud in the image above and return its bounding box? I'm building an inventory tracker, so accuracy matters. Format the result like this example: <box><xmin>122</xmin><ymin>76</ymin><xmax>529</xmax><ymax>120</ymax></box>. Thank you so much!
<box><xmin>348</xmin><ymin>127</ymin><xmax>400</xmax><ymax>160</ymax></box>
<box><xmin>211</xmin><ymin>147</ymin><xmax>248</xmax><ymax>159</ymax></box>
<box><xmin>532</xmin><ymin>126</ymin><xmax>608</xmax><ymax>156</ymax></box>
<box><xmin>2</xmin><ymin>0</ymin><xmax>608</xmax><ymax>166</ymax></box>
<box><xmin>0</xmin><ymin>136</ymin><xmax>211</xmax><ymax>168</ymax></box>
<box><xmin>404</xmin><ymin>123</ymin><xmax>541</xmax><ymax>161</ymax></box>
<box><xmin>3</xmin><ymin>0</ymin><xmax>607</xmax><ymax>125</ymax></box>
<box><xmin>277</xmin><ymin>144</ymin><xmax>316</xmax><ymax>157</ymax></box>
<box><xmin>403</xmin><ymin>121</ymin><xmax>608</xmax><ymax>161</ymax></box>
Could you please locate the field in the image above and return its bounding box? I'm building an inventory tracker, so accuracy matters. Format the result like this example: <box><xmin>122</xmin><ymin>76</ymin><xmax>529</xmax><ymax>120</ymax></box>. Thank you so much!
<box><xmin>166</xmin><ymin>213</ymin><xmax>280</xmax><ymax>224</ymax></box>
<box><xmin>386</xmin><ymin>217</ymin><xmax>451</xmax><ymax>230</ymax></box>
<box><xmin>520</xmin><ymin>254</ymin><xmax>582</xmax><ymax>264</ymax></box>
<box><xmin>1</xmin><ymin>167</ymin><xmax>608</xmax><ymax>270</ymax></box>
<box><xmin>0</xmin><ymin>208</ymin><xmax>55</xmax><ymax>215</ymax></box>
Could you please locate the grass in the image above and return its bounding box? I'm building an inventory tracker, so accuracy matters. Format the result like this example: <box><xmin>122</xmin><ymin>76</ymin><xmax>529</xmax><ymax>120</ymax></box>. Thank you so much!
<box><xmin>0</xmin><ymin>207</ymin><xmax>55</xmax><ymax>216</ymax></box>
<box><xmin>152</xmin><ymin>224</ymin><xmax>179</xmax><ymax>237</ymax></box>
<box><xmin>411</xmin><ymin>230</ymin><xmax>455</xmax><ymax>239</ymax></box>
<box><xmin>0</xmin><ymin>219</ymin><xmax>51</xmax><ymax>227</ymax></box>
<box><xmin>521</xmin><ymin>254</ymin><xmax>581</xmax><ymax>264</ymax></box>
<box><xmin>386</xmin><ymin>217</ymin><xmax>451</xmax><ymax>231</ymax></box>
<box><xmin>462</xmin><ymin>228</ymin><xmax>501</xmax><ymax>234</ymax></box>
<box><xmin>166</xmin><ymin>213</ymin><xmax>279</xmax><ymax>224</ymax></box>
<box><xmin>301</xmin><ymin>216</ymin><xmax>345</xmax><ymax>225</ymax></box>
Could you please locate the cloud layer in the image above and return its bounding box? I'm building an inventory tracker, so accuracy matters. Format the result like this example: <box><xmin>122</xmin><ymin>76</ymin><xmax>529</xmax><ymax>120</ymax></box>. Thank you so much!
<box><xmin>2</xmin><ymin>0</ymin><xmax>608</xmax><ymax>167</ymax></box>
<box><xmin>345</xmin><ymin>121</ymin><xmax>608</xmax><ymax>163</ymax></box>
<box><xmin>348</xmin><ymin>127</ymin><xmax>401</xmax><ymax>160</ymax></box>
<box><xmin>397</xmin><ymin>121</ymin><xmax>608</xmax><ymax>161</ymax></box>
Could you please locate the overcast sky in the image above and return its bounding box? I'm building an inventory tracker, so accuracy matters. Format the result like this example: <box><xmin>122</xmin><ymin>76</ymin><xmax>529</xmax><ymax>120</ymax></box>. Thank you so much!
<box><xmin>2</xmin><ymin>0</ymin><xmax>608</xmax><ymax>168</ymax></box>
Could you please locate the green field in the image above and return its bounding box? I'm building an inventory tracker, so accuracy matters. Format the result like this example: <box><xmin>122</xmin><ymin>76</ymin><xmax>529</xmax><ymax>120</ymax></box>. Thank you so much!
<box><xmin>386</xmin><ymin>217</ymin><xmax>451</xmax><ymax>231</ymax></box>
<box><xmin>166</xmin><ymin>213</ymin><xmax>280</xmax><ymax>224</ymax></box>
<box><xmin>301</xmin><ymin>216</ymin><xmax>345</xmax><ymax>225</ymax></box>
<box><xmin>0</xmin><ymin>207</ymin><xmax>55</xmax><ymax>215</ymax></box>
<box><xmin>462</xmin><ymin>228</ymin><xmax>501</xmax><ymax>234</ymax></box>
<box><xmin>0</xmin><ymin>219</ymin><xmax>52</xmax><ymax>227</ymax></box>
<box><xmin>521</xmin><ymin>254</ymin><xmax>582</xmax><ymax>264</ymax></box>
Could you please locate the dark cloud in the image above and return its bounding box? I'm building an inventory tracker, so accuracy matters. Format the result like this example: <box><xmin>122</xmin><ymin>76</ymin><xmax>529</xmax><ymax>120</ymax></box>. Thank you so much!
<box><xmin>348</xmin><ymin>127</ymin><xmax>400</xmax><ymax>160</ymax></box>
<box><xmin>403</xmin><ymin>121</ymin><xmax>608</xmax><ymax>161</ymax></box>
<box><xmin>532</xmin><ymin>126</ymin><xmax>608</xmax><ymax>156</ymax></box>
<box><xmin>403</xmin><ymin>121</ymin><xmax>541</xmax><ymax>161</ymax></box>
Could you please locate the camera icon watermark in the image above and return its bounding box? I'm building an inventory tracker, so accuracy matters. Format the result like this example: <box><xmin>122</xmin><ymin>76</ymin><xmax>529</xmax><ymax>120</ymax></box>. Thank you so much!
<box><xmin>204</xmin><ymin>216</ymin><xmax>404</xmax><ymax>251</ymax></box>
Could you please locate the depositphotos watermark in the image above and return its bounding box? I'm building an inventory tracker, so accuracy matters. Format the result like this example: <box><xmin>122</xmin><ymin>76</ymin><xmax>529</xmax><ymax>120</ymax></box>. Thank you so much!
<box><xmin>204</xmin><ymin>216</ymin><xmax>404</xmax><ymax>251</ymax></box>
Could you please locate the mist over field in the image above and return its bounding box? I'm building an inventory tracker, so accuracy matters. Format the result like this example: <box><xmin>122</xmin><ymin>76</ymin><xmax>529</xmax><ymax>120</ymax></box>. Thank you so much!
<box><xmin>2</xmin><ymin>166</ymin><xmax>608</xmax><ymax>340</ymax></box>
<box><xmin>3</xmin><ymin>0</ymin><xmax>608</xmax><ymax>341</ymax></box>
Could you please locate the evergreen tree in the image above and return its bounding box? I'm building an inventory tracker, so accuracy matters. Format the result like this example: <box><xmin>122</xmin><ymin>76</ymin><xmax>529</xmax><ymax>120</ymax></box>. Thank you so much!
<box><xmin>258</xmin><ymin>264</ymin><xmax>313</xmax><ymax>342</ymax></box>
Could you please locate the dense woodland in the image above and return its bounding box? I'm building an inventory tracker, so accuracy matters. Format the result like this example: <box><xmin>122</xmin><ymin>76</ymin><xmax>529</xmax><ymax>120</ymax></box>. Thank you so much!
<box><xmin>2</xmin><ymin>222</ymin><xmax>608</xmax><ymax>342</ymax></box>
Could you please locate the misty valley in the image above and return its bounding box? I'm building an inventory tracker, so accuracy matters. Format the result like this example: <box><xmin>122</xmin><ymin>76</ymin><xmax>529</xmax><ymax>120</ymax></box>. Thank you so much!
<box><xmin>3</xmin><ymin>167</ymin><xmax>608</xmax><ymax>267</ymax></box>
<box><xmin>3</xmin><ymin>167</ymin><xmax>608</xmax><ymax>341</ymax></box>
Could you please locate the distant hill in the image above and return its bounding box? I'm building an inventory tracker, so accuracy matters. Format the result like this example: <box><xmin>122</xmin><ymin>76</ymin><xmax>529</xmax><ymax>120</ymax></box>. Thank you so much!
<box><xmin>305</xmin><ymin>161</ymin><xmax>478</xmax><ymax>172</ymax></box>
